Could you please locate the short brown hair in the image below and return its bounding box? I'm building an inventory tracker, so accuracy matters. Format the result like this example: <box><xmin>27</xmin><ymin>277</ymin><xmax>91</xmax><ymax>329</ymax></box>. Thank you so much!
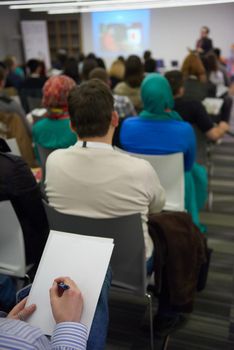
<box><xmin>89</xmin><ymin>67</ymin><xmax>109</xmax><ymax>85</ymax></box>
<box><xmin>165</xmin><ymin>70</ymin><xmax>184</xmax><ymax>96</ymax></box>
<box><xmin>181</xmin><ymin>53</ymin><xmax>206</xmax><ymax>80</ymax></box>
<box><xmin>68</xmin><ymin>79</ymin><xmax>114</xmax><ymax>138</ymax></box>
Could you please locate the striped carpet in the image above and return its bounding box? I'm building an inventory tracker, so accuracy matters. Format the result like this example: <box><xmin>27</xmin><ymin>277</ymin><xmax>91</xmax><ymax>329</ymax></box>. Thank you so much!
<box><xmin>106</xmin><ymin>100</ymin><xmax>234</xmax><ymax>349</ymax></box>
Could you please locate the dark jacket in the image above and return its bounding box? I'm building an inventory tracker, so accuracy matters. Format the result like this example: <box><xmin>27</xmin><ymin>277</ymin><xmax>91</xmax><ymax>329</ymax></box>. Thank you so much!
<box><xmin>148</xmin><ymin>211</ymin><xmax>207</xmax><ymax>312</ymax></box>
<box><xmin>0</xmin><ymin>139</ymin><xmax>49</xmax><ymax>266</ymax></box>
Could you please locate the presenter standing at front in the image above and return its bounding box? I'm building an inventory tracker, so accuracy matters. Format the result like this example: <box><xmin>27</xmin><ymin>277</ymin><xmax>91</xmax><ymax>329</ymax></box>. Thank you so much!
<box><xmin>196</xmin><ymin>26</ymin><xmax>213</xmax><ymax>55</ymax></box>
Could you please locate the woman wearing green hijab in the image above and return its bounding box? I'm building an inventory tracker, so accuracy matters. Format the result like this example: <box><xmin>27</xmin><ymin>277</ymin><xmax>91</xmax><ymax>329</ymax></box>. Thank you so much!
<box><xmin>120</xmin><ymin>73</ymin><xmax>207</xmax><ymax>231</ymax></box>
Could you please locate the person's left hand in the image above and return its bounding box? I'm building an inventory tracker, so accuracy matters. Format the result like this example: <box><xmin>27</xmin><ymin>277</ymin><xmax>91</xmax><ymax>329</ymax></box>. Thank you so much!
<box><xmin>7</xmin><ymin>297</ymin><xmax>36</xmax><ymax>322</ymax></box>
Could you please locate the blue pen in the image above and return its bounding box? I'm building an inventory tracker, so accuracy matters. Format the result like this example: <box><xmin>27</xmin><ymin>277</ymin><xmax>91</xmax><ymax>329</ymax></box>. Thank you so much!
<box><xmin>57</xmin><ymin>282</ymin><xmax>70</xmax><ymax>290</ymax></box>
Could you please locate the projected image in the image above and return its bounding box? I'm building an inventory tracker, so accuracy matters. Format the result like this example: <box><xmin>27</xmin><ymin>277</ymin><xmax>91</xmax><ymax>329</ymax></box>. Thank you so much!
<box><xmin>92</xmin><ymin>10</ymin><xmax>150</xmax><ymax>56</ymax></box>
<box><xmin>100</xmin><ymin>23</ymin><xmax>143</xmax><ymax>53</ymax></box>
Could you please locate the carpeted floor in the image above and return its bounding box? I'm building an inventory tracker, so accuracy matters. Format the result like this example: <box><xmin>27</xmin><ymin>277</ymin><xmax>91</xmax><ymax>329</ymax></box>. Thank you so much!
<box><xmin>106</xmin><ymin>100</ymin><xmax>234</xmax><ymax>350</ymax></box>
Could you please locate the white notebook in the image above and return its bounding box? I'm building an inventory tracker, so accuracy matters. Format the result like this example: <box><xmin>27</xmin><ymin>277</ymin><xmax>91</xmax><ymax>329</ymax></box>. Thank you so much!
<box><xmin>26</xmin><ymin>230</ymin><xmax>114</xmax><ymax>336</ymax></box>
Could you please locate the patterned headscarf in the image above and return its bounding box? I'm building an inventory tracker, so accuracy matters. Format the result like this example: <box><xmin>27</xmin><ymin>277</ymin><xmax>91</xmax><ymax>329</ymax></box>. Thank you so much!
<box><xmin>42</xmin><ymin>75</ymin><xmax>76</xmax><ymax>108</ymax></box>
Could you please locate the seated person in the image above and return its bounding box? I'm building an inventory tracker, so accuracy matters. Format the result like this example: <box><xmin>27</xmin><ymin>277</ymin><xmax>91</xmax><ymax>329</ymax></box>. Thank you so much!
<box><xmin>165</xmin><ymin>70</ymin><xmax>230</xmax><ymax>143</ymax></box>
<box><xmin>181</xmin><ymin>52</ymin><xmax>216</xmax><ymax>101</ymax></box>
<box><xmin>22</xmin><ymin>59</ymin><xmax>47</xmax><ymax>90</ymax></box>
<box><xmin>20</xmin><ymin>59</ymin><xmax>47</xmax><ymax>113</ymax></box>
<box><xmin>120</xmin><ymin>73</ymin><xmax>196</xmax><ymax>171</ymax></box>
<box><xmin>182</xmin><ymin>52</ymin><xmax>232</xmax><ymax>123</ymax></box>
<box><xmin>4</xmin><ymin>56</ymin><xmax>24</xmax><ymax>91</ymax></box>
<box><xmin>45</xmin><ymin>80</ymin><xmax>170</xmax><ymax>335</ymax></box>
<box><xmin>32</xmin><ymin>75</ymin><xmax>77</xmax><ymax>152</ymax></box>
<box><xmin>46</xmin><ymin>79</ymin><xmax>165</xmax><ymax>261</ymax></box>
<box><xmin>0</xmin><ymin>277</ymin><xmax>87</xmax><ymax>349</ymax></box>
<box><xmin>0</xmin><ymin>66</ymin><xmax>30</xmax><ymax>135</ymax></box>
<box><xmin>114</xmin><ymin>55</ymin><xmax>144</xmax><ymax>113</ymax></box>
<box><xmin>120</xmin><ymin>73</ymin><xmax>207</xmax><ymax>230</ymax></box>
<box><xmin>0</xmin><ymin>138</ymin><xmax>49</xmax><ymax>268</ymax></box>
<box><xmin>109</xmin><ymin>59</ymin><xmax>125</xmax><ymax>90</ymax></box>
<box><xmin>89</xmin><ymin>68</ymin><xmax>136</xmax><ymax>119</ymax></box>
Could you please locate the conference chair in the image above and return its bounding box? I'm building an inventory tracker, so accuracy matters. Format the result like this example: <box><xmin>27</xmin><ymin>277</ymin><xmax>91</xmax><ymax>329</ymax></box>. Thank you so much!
<box><xmin>5</xmin><ymin>137</ymin><xmax>21</xmax><ymax>156</ymax></box>
<box><xmin>37</xmin><ymin>144</ymin><xmax>55</xmax><ymax>180</ymax></box>
<box><xmin>118</xmin><ymin>150</ymin><xmax>185</xmax><ymax>212</ymax></box>
<box><xmin>43</xmin><ymin>201</ymin><xmax>155</xmax><ymax>350</ymax></box>
<box><xmin>0</xmin><ymin>201</ymin><xmax>28</xmax><ymax>279</ymax></box>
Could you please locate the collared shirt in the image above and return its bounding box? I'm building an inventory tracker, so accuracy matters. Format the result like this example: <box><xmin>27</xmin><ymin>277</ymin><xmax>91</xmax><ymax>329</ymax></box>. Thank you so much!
<box><xmin>0</xmin><ymin>318</ymin><xmax>87</xmax><ymax>350</ymax></box>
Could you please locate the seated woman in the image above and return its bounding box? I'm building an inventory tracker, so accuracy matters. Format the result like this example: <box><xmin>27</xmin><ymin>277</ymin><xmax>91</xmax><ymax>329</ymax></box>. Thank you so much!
<box><xmin>32</xmin><ymin>75</ymin><xmax>77</xmax><ymax>152</ymax></box>
<box><xmin>109</xmin><ymin>59</ymin><xmax>125</xmax><ymax>90</ymax></box>
<box><xmin>181</xmin><ymin>52</ymin><xmax>216</xmax><ymax>101</ymax></box>
<box><xmin>182</xmin><ymin>52</ymin><xmax>232</xmax><ymax>124</ymax></box>
<box><xmin>120</xmin><ymin>73</ymin><xmax>208</xmax><ymax>230</ymax></box>
<box><xmin>114</xmin><ymin>55</ymin><xmax>144</xmax><ymax>113</ymax></box>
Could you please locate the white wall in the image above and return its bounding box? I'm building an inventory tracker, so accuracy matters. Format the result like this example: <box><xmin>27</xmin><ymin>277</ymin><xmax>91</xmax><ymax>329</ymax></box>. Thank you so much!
<box><xmin>0</xmin><ymin>7</ymin><xmax>23</xmax><ymax>63</ymax></box>
<box><xmin>82</xmin><ymin>2</ymin><xmax>234</xmax><ymax>68</ymax></box>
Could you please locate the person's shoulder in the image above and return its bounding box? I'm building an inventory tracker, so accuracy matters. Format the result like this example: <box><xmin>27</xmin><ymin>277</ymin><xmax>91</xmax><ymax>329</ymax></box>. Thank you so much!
<box><xmin>0</xmin><ymin>152</ymin><xmax>26</xmax><ymax>169</ymax></box>
<box><xmin>46</xmin><ymin>146</ymin><xmax>73</xmax><ymax>164</ymax></box>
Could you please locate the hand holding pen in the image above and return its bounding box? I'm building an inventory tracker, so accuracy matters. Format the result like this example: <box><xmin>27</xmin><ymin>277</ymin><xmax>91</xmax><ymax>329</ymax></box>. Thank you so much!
<box><xmin>50</xmin><ymin>277</ymin><xmax>83</xmax><ymax>324</ymax></box>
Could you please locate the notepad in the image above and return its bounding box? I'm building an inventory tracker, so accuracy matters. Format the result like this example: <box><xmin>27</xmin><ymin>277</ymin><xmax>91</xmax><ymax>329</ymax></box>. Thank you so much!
<box><xmin>26</xmin><ymin>230</ymin><xmax>114</xmax><ymax>336</ymax></box>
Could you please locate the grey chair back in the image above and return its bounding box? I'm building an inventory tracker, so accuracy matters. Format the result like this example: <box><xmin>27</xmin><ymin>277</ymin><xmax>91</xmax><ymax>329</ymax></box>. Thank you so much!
<box><xmin>37</xmin><ymin>145</ymin><xmax>55</xmax><ymax>180</ymax></box>
<box><xmin>43</xmin><ymin>201</ymin><xmax>146</xmax><ymax>295</ymax></box>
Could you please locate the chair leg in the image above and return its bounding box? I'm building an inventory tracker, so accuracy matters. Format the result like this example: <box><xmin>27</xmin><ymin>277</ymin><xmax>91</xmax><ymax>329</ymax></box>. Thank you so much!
<box><xmin>162</xmin><ymin>335</ymin><xmax>170</xmax><ymax>350</ymax></box>
<box><xmin>146</xmin><ymin>292</ymin><xmax>154</xmax><ymax>350</ymax></box>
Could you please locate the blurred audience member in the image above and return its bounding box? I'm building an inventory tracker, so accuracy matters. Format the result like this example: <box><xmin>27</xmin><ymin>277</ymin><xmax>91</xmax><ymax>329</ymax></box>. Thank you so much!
<box><xmin>64</xmin><ymin>57</ymin><xmax>80</xmax><ymax>84</ymax></box>
<box><xmin>109</xmin><ymin>59</ymin><xmax>125</xmax><ymax>89</ymax></box>
<box><xmin>144</xmin><ymin>58</ymin><xmax>157</xmax><ymax>74</ymax></box>
<box><xmin>23</xmin><ymin>59</ymin><xmax>47</xmax><ymax>89</ymax></box>
<box><xmin>89</xmin><ymin>68</ymin><xmax>136</xmax><ymax>119</ymax></box>
<box><xmin>0</xmin><ymin>67</ymin><xmax>30</xmax><ymax>134</ymax></box>
<box><xmin>181</xmin><ymin>53</ymin><xmax>216</xmax><ymax>101</ymax></box>
<box><xmin>4</xmin><ymin>56</ymin><xmax>24</xmax><ymax>90</ymax></box>
<box><xmin>214</xmin><ymin>48</ymin><xmax>230</xmax><ymax>86</ymax></box>
<box><xmin>0</xmin><ymin>138</ymin><xmax>49</xmax><ymax>268</ymax></box>
<box><xmin>204</xmin><ymin>53</ymin><xmax>227</xmax><ymax>91</ymax></box>
<box><xmin>52</xmin><ymin>49</ymin><xmax>67</xmax><ymax>71</ymax></box>
<box><xmin>81</xmin><ymin>58</ymin><xmax>98</xmax><ymax>81</ymax></box>
<box><xmin>165</xmin><ymin>70</ymin><xmax>230</xmax><ymax>143</ymax></box>
<box><xmin>114</xmin><ymin>55</ymin><xmax>144</xmax><ymax>112</ymax></box>
<box><xmin>143</xmin><ymin>50</ymin><xmax>152</xmax><ymax>62</ymax></box>
<box><xmin>32</xmin><ymin>75</ymin><xmax>77</xmax><ymax>152</ymax></box>
<box><xmin>96</xmin><ymin>57</ymin><xmax>106</xmax><ymax>70</ymax></box>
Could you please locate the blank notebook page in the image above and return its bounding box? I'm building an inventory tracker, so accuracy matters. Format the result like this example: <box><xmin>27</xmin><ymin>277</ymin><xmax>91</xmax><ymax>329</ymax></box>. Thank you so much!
<box><xmin>26</xmin><ymin>230</ymin><xmax>114</xmax><ymax>336</ymax></box>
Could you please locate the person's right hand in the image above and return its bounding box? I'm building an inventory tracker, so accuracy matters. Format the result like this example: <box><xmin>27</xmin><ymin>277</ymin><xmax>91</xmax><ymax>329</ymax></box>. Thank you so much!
<box><xmin>219</xmin><ymin>121</ymin><xmax>230</xmax><ymax>132</ymax></box>
<box><xmin>49</xmin><ymin>277</ymin><xmax>84</xmax><ymax>324</ymax></box>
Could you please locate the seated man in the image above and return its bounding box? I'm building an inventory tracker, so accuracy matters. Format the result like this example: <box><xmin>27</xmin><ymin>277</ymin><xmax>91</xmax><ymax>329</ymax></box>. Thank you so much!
<box><xmin>0</xmin><ymin>277</ymin><xmax>87</xmax><ymax>349</ymax></box>
<box><xmin>45</xmin><ymin>79</ymin><xmax>165</xmax><ymax>262</ymax></box>
<box><xmin>165</xmin><ymin>70</ymin><xmax>230</xmax><ymax>141</ymax></box>
<box><xmin>45</xmin><ymin>79</ymin><xmax>167</xmax><ymax>336</ymax></box>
